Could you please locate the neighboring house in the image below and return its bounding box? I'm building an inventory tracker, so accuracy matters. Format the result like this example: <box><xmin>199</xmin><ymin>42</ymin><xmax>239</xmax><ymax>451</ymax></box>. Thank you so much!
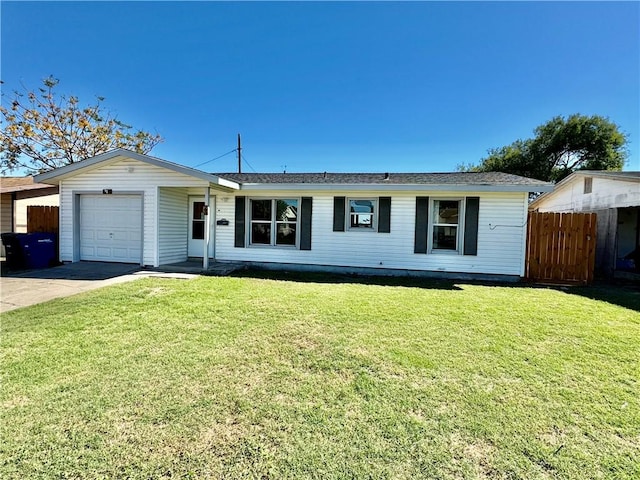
<box><xmin>530</xmin><ymin>170</ymin><xmax>640</xmax><ymax>278</ymax></box>
<box><xmin>34</xmin><ymin>149</ymin><xmax>552</xmax><ymax>280</ymax></box>
<box><xmin>0</xmin><ymin>177</ymin><xmax>60</xmax><ymax>256</ymax></box>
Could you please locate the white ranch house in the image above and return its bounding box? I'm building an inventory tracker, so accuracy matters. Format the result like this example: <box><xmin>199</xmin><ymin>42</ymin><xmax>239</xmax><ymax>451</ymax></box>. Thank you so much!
<box><xmin>35</xmin><ymin>149</ymin><xmax>552</xmax><ymax>280</ymax></box>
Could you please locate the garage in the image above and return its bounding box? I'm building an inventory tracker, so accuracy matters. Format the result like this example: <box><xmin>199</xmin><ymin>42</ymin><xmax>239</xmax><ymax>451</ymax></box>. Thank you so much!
<box><xmin>79</xmin><ymin>194</ymin><xmax>142</xmax><ymax>263</ymax></box>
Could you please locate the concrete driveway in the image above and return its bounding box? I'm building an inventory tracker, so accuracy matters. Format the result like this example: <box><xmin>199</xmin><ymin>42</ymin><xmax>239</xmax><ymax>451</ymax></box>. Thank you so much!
<box><xmin>1</xmin><ymin>262</ymin><xmax>150</xmax><ymax>313</ymax></box>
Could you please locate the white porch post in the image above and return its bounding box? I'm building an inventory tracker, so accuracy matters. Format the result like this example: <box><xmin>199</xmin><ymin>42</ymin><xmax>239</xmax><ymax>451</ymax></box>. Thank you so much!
<box><xmin>203</xmin><ymin>187</ymin><xmax>210</xmax><ymax>269</ymax></box>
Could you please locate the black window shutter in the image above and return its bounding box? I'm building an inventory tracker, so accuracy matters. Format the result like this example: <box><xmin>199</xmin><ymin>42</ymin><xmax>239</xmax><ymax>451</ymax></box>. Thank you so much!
<box><xmin>333</xmin><ymin>197</ymin><xmax>345</xmax><ymax>232</ymax></box>
<box><xmin>300</xmin><ymin>197</ymin><xmax>313</xmax><ymax>250</ymax></box>
<box><xmin>234</xmin><ymin>196</ymin><xmax>246</xmax><ymax>248</ymax></box>
<box><xmin>463</xmin><ymin>197</ymin><xmax>480</xmax><ymax>256</ymax></box>
<box><xmin>378</xmin><ymin>197</ymin><xmax>391</xmax><ymax>233</ymax></box>
<box><xmin>414</xmin><ymin>197</ymin><xmax>429</xmax><ymax>254</ymax></box>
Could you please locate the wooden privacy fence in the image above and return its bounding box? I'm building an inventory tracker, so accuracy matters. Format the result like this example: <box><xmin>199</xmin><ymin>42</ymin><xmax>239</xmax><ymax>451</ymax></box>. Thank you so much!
<box><xmin>27</xmin><ymin>206</ymin><xmax>59</xmax><ymax>233</ymax></box>
<box><xmin>526</xmin><ymin>211</ymin><xmax>597</xmax><ymax>285</ymax></box>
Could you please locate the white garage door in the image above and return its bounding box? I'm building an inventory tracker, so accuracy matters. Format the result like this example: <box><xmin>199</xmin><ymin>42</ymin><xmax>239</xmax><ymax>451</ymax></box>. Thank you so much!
<box><xmin>80</xmin><ymin>195</ymin><xmax>142</xmax><ymax>263</ymax></box>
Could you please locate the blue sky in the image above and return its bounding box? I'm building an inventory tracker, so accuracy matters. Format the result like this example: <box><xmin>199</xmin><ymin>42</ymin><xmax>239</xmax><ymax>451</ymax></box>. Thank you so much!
<box><xmin>2</xmin><ymin>1</ymin><xmax>638</xmax><ymax>174</ymax></box>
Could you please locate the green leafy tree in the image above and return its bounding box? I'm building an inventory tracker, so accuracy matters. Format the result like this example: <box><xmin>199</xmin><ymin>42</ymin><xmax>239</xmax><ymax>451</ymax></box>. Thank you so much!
<box><xmin>461</xmin><ymin>114</ymin><xmax>628</xmax><ymax>182</ymax></box>
<box><xmin>0</xmin><ymin>76</ymin><xmax>162</xmax><ymax>174</ymax></box>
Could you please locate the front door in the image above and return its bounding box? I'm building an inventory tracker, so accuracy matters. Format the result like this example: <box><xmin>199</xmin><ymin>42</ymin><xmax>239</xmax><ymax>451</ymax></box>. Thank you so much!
<box><xmin>188</xmin><ymin>196</ymin><xmax>214</xmax><ymax>258</ymax></box>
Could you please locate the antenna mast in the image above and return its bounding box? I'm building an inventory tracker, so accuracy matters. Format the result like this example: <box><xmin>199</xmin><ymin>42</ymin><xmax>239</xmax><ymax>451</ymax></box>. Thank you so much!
<box><xmin>237</xmin><ymin>134</ymin><xmax>242</xmax><ymax>174</ymax></box>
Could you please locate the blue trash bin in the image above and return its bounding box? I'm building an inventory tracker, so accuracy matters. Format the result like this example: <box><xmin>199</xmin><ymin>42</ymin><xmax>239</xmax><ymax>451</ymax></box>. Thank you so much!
<box><xmin>23</xmin><ymin>233</ymin><xmax>57</xmax><ymax>269</ymax></box>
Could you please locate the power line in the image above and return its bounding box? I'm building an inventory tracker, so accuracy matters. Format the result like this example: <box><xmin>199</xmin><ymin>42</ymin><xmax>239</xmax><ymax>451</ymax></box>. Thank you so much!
<box><xmin>194</xmin><ymin>148</ymin><xmax>237</xmax><ymax>168</ymax></box>
<box><xmin>241</xmin><ymin>152</ymin><xmax>258</xmax><ymax>173</ymax></box>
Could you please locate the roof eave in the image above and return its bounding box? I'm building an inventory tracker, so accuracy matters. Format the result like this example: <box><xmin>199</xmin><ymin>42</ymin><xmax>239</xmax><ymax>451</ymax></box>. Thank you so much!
<box><xmin>570</xmin><ymin>170</ymin><xmax>640</xmax><ymax>183</ymax></box>
<box><xmin>0</xmin><ymin>183</ymin><xmax>59</xmax><ymax>194</ymax></box>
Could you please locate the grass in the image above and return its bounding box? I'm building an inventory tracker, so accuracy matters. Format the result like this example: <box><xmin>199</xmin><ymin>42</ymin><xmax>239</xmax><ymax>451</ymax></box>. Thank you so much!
<box><xmin>1</xmin><ymin>272</ymin><xmax>639</xmax><ymax>479</ymax></box>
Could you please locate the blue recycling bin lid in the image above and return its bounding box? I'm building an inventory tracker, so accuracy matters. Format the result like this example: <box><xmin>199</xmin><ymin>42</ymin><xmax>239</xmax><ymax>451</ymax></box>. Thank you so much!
<box><xmin>23</xmin><ymin>233</ymin><xmax>57</xmax><ymax>269</ymax></box>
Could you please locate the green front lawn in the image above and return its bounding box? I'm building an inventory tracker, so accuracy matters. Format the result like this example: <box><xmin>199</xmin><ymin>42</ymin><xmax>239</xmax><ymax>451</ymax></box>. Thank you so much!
<box><xmin>2</xmin><ymin>273</ymin><xmax>639</xmax><ymax>479</ymax></box>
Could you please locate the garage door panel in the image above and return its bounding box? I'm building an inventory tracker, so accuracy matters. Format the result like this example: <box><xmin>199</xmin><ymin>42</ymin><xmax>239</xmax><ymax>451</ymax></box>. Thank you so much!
<box><xmin>109</xmin><ymin>230</ymin><xmax>140</xmax><ymax>242</ymax></box>
<box><xmin>95</xmin><ymin>230</ymin><xmax>113</xmax><ymax>241</ymax></box>
<box><xmin>112</xmin><ymin>247</ymin><xmax>141</xmax><ymax>259</ymax></box>
<box><xmin>108</xmin><ymin>197</ymin><xmax>134</xmax><ymax>209</ymax></box>
<box><xmin>81</xmin><ymin>196</ymin><xmax>98</xmax><ymax>208</ymax></box>
<box><xmin>79</xmin><ymin>195</ymin><xmax>142</xmax><ymax>263</ymax></box>
<box><xmin>80</xmin><ymin>212</ymin><xmax>98</xmax><ymax>227</ymax></box>
<box><xmin>80</xmin><ymin>229</ymin><xmax>95</xmax><ymax>241</ymax></box>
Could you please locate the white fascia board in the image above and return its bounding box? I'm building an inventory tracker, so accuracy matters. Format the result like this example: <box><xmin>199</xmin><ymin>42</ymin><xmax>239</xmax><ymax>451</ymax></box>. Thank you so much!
<box><xmin>529</xmin><ymin>191</ymin><xmax>551</xmax><ymax>209</ymax></box>
<box><xmin>577</xmin><ymin>171</ymin><xmax>640</xmax><ymax>183</ymax></box>
<box><xmin>529</xmin><ymin>177</ymin><xmax>576</xmax><ymax>209</ymax></box>
<box><xmin>215</xmin><ymin>177</ymin><xmax>241</xmax><ymax>190</ymax></box>
<box><xmin>529</xmin><ymin>186</ymin><xmax>564</xmax><ymax>209</ymax></box>
<box><xmin>237</xmin><ymin>183</ymin><xmax>554</xmax><ymax>193</ymax></box>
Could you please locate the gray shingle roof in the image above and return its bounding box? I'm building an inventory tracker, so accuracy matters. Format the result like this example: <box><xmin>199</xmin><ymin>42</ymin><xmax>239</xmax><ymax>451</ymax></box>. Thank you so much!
<box><xmin>214</xmin><ymin>171</ymin><xmax>551</xmax><ymax>186</ymax></box>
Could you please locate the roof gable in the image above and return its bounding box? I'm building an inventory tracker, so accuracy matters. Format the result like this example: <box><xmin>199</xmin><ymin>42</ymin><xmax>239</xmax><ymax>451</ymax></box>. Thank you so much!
<box><xmin>34</xmin><ymin>149</ymin><xmax>239</xmax><ymax>189</ymax></box>
<box><xmin>530</xmin><ymin>170</ymin><xmax>640</xmax><ymax>209</ymax></box>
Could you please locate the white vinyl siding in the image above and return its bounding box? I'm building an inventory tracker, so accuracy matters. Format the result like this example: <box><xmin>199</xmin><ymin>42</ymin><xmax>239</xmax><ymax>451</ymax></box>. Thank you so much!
<box><xmin>0</xmin><ymin>194</ymin><xmax>12</xmax><ymax>233</ymax></box>
<box><xmin>215</xmin><ymin>189</ymin><xmax>529</xmax><ymax>276</ymax></box>
<box><xmin>59</xmin><ymin>158</ymin><xmax>211</xmax><ymax>266</ymax></box>
<box><xmin>158</xmin><ymin>187</ymin><xmax>189</xmax><ymax>265</ymax></box>
<box><xmin>0</xmin><ymin>194</ymin><xmax>11</xmax><ymax>257</ymax></box>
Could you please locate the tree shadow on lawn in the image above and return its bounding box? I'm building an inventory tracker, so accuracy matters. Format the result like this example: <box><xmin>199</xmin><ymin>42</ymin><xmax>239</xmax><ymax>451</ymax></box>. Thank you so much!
<box><xmin>232</xmin><ymin>269</ymin><xmax>640</xmax><ymax>312</ymax></box>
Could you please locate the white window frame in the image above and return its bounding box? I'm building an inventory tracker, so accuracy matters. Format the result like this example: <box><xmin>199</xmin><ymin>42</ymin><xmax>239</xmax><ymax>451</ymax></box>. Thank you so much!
<box><xmin>428</xmin><ymin>198</ymin><xmax>465</xmax><ymax>254</ymax></box>
<box><xmin>248</xmin><ymin>197</ymin><xmax>300</xmax><ymax>248</ymax></box>
<box><xmin>347</xmin><ymin>197</ymin><xmax>378</xmax><ymax>232</ymax></box>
